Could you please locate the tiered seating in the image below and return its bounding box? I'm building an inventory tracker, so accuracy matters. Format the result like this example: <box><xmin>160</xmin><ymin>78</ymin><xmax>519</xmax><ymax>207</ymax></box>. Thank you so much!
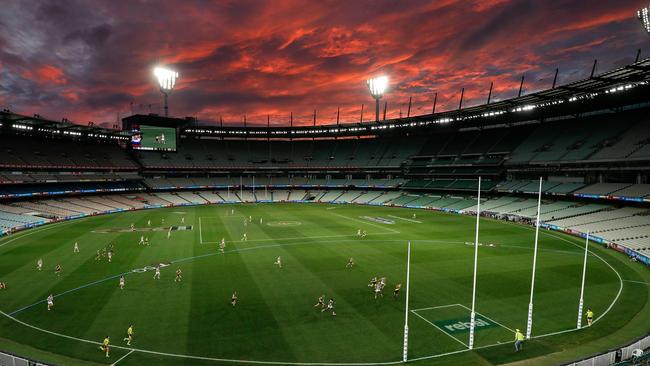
<box><xmin>287</xmin><ymin>190</ymin><xmax>307</xmax><ymax>201</ymax></box>
<box><xmin>176</xmin><ymin>192</ymin><xmax>208</xmax><ymax>204</ymax></box>
<box><xmin>237</xmin><ymin>191</ymin><xmax>256</xmax><ymax>202</ymax></box>
<box><xmin>0</xmin><ymin>136</ymin><xmax>137</xmax><ymax>169</ymax></box>
<box><xmin>611</xmin><ymin>184</ymin><xmax>650</xmax><ymax>198</ymax></box>
<box><xmin>574</xmin><ymin>183</ymin><xmax>632</xmax><ymax>196</ymax></box>
<box><xmin>0</xmin><ymin>211</ymin><xmax>47</xmax><ymax>232</ymax></box>
<box><xmin>318</xmin><ymin>190</ymin><xmax>344</xmax><ymax>202</ymax></box>
<box><xmin>333</xmin><ymin>191</ymin><xmax>363</xmax><ymax>203</ymax></box>
<box><xmin>12</xmin><ymin>201</ymin><xmax>80</xmax><ymax>217</ymax></box>
<box><xmin>197</xmin><ymin>192</ymin><xmax>224</xmax><ymax>203</ymax></box>
<box><xmin>216</xmin><ymin>191</ymin><xmax>240</xmax><ymax>202</ymax></box>
<box><xmin>589</xmin><ymin>120</ymin><xmax>650</xmax><ymax>161</ymax></box>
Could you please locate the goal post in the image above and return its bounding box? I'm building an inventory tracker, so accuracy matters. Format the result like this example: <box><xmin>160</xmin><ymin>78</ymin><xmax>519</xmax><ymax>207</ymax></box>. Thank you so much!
<box><xmin>403</xmin><ymin>241</ymin><xmax>411</xmax><ymax>362</ymax></box>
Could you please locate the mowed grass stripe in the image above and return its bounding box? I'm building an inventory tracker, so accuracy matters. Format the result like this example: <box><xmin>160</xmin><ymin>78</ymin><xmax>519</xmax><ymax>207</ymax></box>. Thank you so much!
<box><xmin>0</xmin><ymin>203</ymin><xmax>646</xmax><ymax>366</ymax></box>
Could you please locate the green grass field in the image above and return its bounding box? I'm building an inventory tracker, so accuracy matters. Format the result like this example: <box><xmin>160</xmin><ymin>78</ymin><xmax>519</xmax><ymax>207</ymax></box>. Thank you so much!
<box><xmin>0</xmin><ymin>202</ymin><xmax>649</xmax><ymax>366</ymax></box>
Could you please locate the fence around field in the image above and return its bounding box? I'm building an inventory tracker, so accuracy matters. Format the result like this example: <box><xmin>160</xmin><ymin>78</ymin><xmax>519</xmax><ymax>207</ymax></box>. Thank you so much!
<box><xmin>0</xmin><ymin>349</ymin><xmax>51</xmax><ymax>366</ymax></box>
<box><xmin>562</xmin><ymin>332</ymin><xmax>650</xmax><ymax>366</ymax></box>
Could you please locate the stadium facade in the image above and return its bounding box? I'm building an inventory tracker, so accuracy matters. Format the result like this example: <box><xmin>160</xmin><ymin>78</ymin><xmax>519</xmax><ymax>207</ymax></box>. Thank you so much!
<box><xmin>1</xmin><ymin>59</ymin><xmax>650</xmax><ymax>365</ymax></box>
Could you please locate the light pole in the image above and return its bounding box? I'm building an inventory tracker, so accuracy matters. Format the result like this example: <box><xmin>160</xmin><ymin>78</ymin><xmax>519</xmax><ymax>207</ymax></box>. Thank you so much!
<box><xmin>367</xmin><ymin>76</ymin><xmax>388</xmax><ymax>123</ymax></box>
<box><xmin>153</xmin><ymin>66</ymin><xmax>179</xmax><ymax>118</ymax></box>
<box><xmin>639</xmin><ymin>6</ymin><xmax>650</xmax><ymax>34</ymax></box>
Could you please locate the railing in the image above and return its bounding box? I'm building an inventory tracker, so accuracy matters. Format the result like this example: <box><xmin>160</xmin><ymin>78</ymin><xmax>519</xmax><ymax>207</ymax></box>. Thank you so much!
<box><xmin>562</xmin><ymin>332</ymin><xmax>650</xmax><ymax>366</ymax></box>
<box><xmin>0</xmin><ymin>348</ymin><xmax>51</xmax><ymax>366</ymax></box>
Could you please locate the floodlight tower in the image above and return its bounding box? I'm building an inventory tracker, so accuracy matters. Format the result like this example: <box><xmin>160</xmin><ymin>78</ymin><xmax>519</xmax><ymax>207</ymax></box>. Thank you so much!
<box><xmin>154</xmin><ymin>66</ymin><xmax>179</xmax><ymax>118</ymax></box>
<box><xmin>367</xmin><ymin>76</ymin><xmax>388</xmax><ymax>122</ymax></box>
<box><xmin>639</xmin><ymin>6</ymin><xmax>650</xmax><ymax>34</ymax></box>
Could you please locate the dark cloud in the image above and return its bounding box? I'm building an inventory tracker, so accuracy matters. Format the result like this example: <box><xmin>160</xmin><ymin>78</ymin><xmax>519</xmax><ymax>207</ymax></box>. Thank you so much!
<box><xmin>0</xmin><ymin>0</ymin><xmax>645</xmax><ymax>125</ymax></box>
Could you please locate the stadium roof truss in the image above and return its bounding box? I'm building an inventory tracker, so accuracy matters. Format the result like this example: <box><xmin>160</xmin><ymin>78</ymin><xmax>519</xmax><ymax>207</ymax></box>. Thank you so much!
<box><xmin>4</xmin><ymin>58</ymin><xmax>650</xmax><ymax>141</ymax></box>
<box><xmin>0</xmin><ymin>112</ymin><xmax>131</xmax><ymax>141</ymax></box>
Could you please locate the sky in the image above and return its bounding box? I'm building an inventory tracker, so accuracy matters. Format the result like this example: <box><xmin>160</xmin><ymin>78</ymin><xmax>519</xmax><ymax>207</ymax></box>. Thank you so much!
<box><xmin>0</xmin><ymin>0</ymin><xmax>646</xmax><ymax>127</ymax></box>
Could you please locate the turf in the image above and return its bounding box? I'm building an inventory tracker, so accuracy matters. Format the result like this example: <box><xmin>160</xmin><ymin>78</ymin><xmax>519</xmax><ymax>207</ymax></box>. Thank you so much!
<box><xmin>0</xmin><ymin>202</ymin><xmax>648</xmax><ymax>366</ymax></box>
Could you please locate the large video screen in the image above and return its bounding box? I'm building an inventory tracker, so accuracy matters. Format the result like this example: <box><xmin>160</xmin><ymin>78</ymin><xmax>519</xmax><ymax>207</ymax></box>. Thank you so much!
<box><xmin>131</xmin><ymin>125</ymin><xmax>177</xmax><ymax>151</ymax></box>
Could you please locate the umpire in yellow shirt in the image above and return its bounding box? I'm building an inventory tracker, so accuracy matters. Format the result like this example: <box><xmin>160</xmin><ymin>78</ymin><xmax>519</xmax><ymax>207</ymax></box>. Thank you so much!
<box><xmin>515</xmin><ymin>329</ymin><xmax>525</xmax><ymax>351</ymax></box>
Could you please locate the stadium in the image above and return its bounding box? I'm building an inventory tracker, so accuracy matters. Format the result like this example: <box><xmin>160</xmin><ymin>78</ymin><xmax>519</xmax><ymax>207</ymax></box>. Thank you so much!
<box><xmin>1</xmin><ymin>2</ymin><xmax>650</xmax><ymax>366</ymax></box>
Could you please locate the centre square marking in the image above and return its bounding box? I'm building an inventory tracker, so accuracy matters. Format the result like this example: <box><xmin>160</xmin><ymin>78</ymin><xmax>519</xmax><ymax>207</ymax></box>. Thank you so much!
<box><xmin>412</xmin><ymin>303</ymin><xmax>514</xmax><ymax>347</ymax></box>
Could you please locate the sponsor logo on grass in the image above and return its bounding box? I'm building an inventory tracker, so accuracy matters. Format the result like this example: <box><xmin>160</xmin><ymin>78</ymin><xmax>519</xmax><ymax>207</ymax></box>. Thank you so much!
<box><xmin>266</xmin><ymin>221</ymin><xmax>302</xmax><ymax>227</ymax></box>
<box><xmin>434</xmin><ymin>316</ymin><xmax>496</xmax><ymax>334</ymax></box>
<box><xmin>131</xmin><ymin>262</ymin><xmax>171</xmax><ymax>273</ymax></box>
<box><xmin>359</xmin><ymin>216</ymin><xmax>395</xmax><ymax>225</ymax></box>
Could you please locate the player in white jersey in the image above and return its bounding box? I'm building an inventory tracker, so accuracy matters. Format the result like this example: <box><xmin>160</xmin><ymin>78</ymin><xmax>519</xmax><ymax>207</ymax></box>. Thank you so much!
<box><xmin>241</xmin><ymin>233</ymin><xmax>247</xmax><ymax>241</ymax></box>
<box><xmin>181</xmin><ymin>216</ymin><xmax>185</xmax><ymax>224</ymax></box>
<box><xmin>55</xmin><ymin>264</ymin><xmax>62</xmax><ymax>276</ymax></box>
<box><xmin>73</xmin><ymin>242</ymin><xmax>79</xmax><ymax>253</ymax></box>
<box><xmin>346</xmin><ymin>257</ymin><xmax>355</xmax><ymax>268</ymax></box>
<box><xmin>37</xmin><ymin>258</ymin><xmax>43</xmax><ymax>271</ymax></box>
<box><xmin>243</xmin><ymin>219</ymin><xmax>247</xmax><ymax>227</ymax></box>
<box><xmin>47</xmin><ymin>294</ymin><xmax>54</xmax><ymax>310</ymax></box>
<box><xmin>162</xmin><ymin>218</ymin><xmax>165</xmax><ymax>225</ymax></box>
<box><xmin>368</xmin><ymin>277</ymin><xmax>377</xmax><ymax>289</ymax></box>
<box><xmin>130</xmin><ymin>223</ymin><xmax>135</xmax><ymax>231</ymax></box>
<box><xmin>219</xmin><ymin>241</ymin><xmax>226</xmax><ymax>253</ymax></box>
<box><xmin>361</xmin><ymin>230</ymin><xmax>367</xmax><ymax>238</ymax></box>
<box><xmin>119</xmin><ymin>276</ymin><xmax>125</xmax><ymax>290</ymax></box>
<box><xmin>259</xmin><ymin>217</ymin><xmax>263</xmax><ymax>224</ymax></box>
<box><xmin>145</xmin><ymin>236</ymin><xmax>150</xmax><ymax>246</ymax></box>
<box><xmin>249</xmin><ymin>215</ymin><xmax>252</xmax><ymax>222</ymax></box>
<box><xmin>231</xmin><ymin>209</ymin><xmax>234</xmax><ymax>215</ymax></box>
<box><xmin>167</xmin><ymin>229</ymin><xmax>171</xmax><ymax>239</ymax></box>
<box><xmin>412</xmin><ymin>213</ymin><xmax>417</xmax><ymax>219</ymax></box>
<box><xmin>147</xmin><ymin>219</ymin><xmax>151</xmax><ymax>227</ymax></box>
<box><xmin>231</xmin><ymin>291</ymin><xmax>238</xmax><ymax>307</ymax></box>
<box><xmin>107</xmin><ymin>250</ymin><xmax>113</xmax><ymax>263</ymax></box>
<box><xmin>139</xmin><ymin>235</ymin><xmax>145</xmax><ymax>245</ymax></box>
<box><xmin>274</xmin><ymin>256</ymin><xmax>283</xmax><ymax>268</ymax></box>
<box><xmin>357</xmin><ymin>229</ymin><xmax>362</xmax><ymax>237</ymax></box>
<box><xmin>321</xmin><ymin>298</ymin><xmax>336</xmax><ymax>316</ymax></box>
<box><xmin>153</xmin><ymin>265</ymin><xmax>161</xmax><ymax>279</ymax></box>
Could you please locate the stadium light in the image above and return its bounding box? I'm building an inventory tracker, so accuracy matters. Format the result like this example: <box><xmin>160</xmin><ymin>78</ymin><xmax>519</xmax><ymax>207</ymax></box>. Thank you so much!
<box><xmin>639</xmin><ymin>6</ymin><xmax>650</xmax><ymax>34</ymax></box>
<box><xmin>367</xmin><ymin>76</ymin><xmax>388</xmax><ymax>122</ymax></box>
<box><xmin>153</xmin><ymin>66</ymin><xmax>179</xmax><ymax>118</ymax></box>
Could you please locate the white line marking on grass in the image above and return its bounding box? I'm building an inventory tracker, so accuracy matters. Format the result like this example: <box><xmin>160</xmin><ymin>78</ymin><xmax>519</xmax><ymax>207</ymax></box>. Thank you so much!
<box><xmin>455</xmin><ymin>303</ymin><xmax>515</xmax><ymax>333</ymax></box>
<box><xmin>499</xmin><ymin>221</ymin><xmax>624</xmax><ymax>328</ymax></box>
<box><xmin>112</xmin><ymin>349</ymin><xmax>135</xmax><ymax>365</ymax></box>
<box><xmin>411</xmin><ymin>304</ymin><xmax>462</xmax><ymax>312</ymax></box>
<box><xmin>387</xmin><ymin>215</ymin><xmax>421</xmax><ymax>224</ymax></box>
<box><xmin>199</xmin><ymin>216</ymin><xmax>203</xmax><ymax>244</ymax></box>
<box><xmin>623</xmin><ymin>279</ymin><xmax>649</xmax><ymax>286</ymax></box>
<box><xmin>329</xmin><ymin>213</ymin><xmax>401</xmax><ymax>234</ymax></box>
<box><xmin>411</xmin><ymin>310</ymin><xmax>469</xmax><ymax>348</ymax></box>
<box><xmin>0</xmin><ymin>220</ymin><xmax>79</xmax><ymax>250</ymax></box>
<box><xmin>0</xmin><ymin>310</ymin><xmax>402</xmax><ymax>366</ymax></box>
<box><xmin>200</xmin><ymin>232</ymin><xmax>397</xmax><ymax>244</ymax></box>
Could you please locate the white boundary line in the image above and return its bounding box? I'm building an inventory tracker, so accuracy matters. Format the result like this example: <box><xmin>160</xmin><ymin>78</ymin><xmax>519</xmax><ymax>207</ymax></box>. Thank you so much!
<box><xmin>0</xmin><ymin>208</ymin><xmax>630</xmax><ymax>365</ymax></box>
<box><xmin>387</xmin><ymin>215</ymin><xmax>422</xmax><ymax>224</ymax></box>
<box><xmin>410</xmin><ymin>309</ymin><xmax>469</xmax><ymax>349</ymax></box>
<box><xmin>0</xmin><ymin>219</ymin><xmax>80</xmax><ymax>250</ymax></box>
<box><xmin>623</xmin><ymin>279</ymin><xmax>649</xmax><ymax>286</ymax></box>
<box><xmin>0</xmin><ymin>309</ymin><xmax>401</xmax><ymax>366</ymax></box>
<box><xmin>112</xmin><ymin>349</ymin><xmax>135</xmax><ymax>365</ymax></box>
